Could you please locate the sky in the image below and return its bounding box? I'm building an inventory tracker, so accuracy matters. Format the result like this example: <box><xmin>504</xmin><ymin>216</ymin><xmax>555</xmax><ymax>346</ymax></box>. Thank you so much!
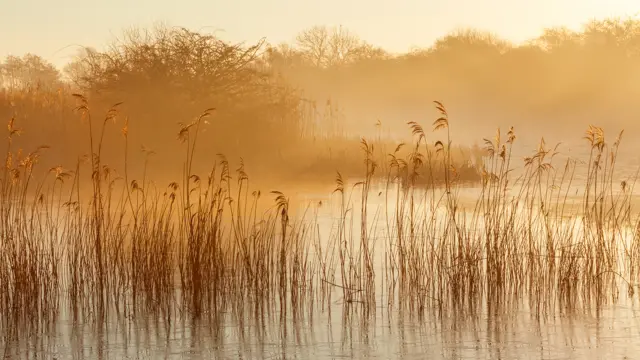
<box><xmin>1</xmin><ymin>0</ymin><xmax>639</xmax><ymax>69</ymax></box>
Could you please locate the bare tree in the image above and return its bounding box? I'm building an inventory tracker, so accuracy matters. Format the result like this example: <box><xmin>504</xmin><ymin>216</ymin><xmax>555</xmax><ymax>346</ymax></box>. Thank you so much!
<box><xmin>0</xmin><ymin>54</ymin><xmax>61</xmax><ymax>91</ymax></box>
<box><xmin>62</xmin><ymin>47</ymin><xmax>101</xmax><ymax>89</ymax></box>
<box><xmin>295</xmin><ymin>25</ymin><xmax>331</xmax><ymax>67</ymax></box>
<box><xmin>70</xmin><ymin>25</ymin><xmax>268</xmax><ymax>104</ymax></box>
<box><xmin>326</xmin><ymin>25</ymin><xmax>361</xmax><ymax>66</ymax></box>
<box><xmin>295</xmin><ymin>25</ymin><xmax>365</xmax><ymax>67</ymax></box>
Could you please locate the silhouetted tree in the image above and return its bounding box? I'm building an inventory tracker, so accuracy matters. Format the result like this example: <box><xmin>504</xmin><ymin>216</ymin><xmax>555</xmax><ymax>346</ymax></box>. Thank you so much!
<box><xmin>63</xmin><ymin>47</ymin><xmax>100</xmax><ymax>89</ymax></box>
<box><xmin>61</xmin><ymin>25</ymin><xmax>309</xmax><ymax>168</ymax></box>
<box><xmin>295</xmin><ymin>25</ymin><xmax>373</xmax><ymax>67</ymax></box>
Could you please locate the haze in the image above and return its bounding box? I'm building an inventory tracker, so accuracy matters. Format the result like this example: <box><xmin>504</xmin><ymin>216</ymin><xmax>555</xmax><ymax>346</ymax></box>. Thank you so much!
<box><xmin>2</xmin><ymin>1</ymin><xmax>640</xmax><ymax>189</ymax></box>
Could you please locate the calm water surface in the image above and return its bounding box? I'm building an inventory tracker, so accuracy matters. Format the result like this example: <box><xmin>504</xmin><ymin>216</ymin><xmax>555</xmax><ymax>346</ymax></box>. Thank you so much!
<box><xmin>5</xmin><ymin>296</ymin><xmax>640</xmax><ymax>359</ymax></box>
<box><xmin>4</xmin><ymin>140</ymin><xmax>640</xmax><ymax>359</ymax></box>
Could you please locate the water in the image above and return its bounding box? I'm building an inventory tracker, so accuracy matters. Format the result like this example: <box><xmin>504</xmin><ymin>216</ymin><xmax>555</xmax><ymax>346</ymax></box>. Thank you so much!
<box><xmin>4</xmin><ymin>139</ymin><xmax>640</xmax><ymax>359</ymax></box>
<box><xmin>5</xmin><ymin>297</ymin><xmax>640</xmax><ymax>359</ymax></box>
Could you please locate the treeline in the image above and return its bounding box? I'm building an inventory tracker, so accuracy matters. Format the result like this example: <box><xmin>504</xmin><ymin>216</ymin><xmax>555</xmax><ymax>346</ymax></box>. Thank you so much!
<box><xmin>0</xmin><ymin>27</ymin><xmax>320</xmax><ymax>182</ymax></box>
<box><xmin>5</xmin><ymin>18</ymin><xmax>640</xmax><ymax>130</ymax></box>
<box><xmin>265</xmin><ymin>18</ymin><xmax>640</xmax><ymax>141</ymax></box>
<box><xmin>3</xmin><ymin>17</ymin><xmax>640</xmax><ymax>183</ymax></box>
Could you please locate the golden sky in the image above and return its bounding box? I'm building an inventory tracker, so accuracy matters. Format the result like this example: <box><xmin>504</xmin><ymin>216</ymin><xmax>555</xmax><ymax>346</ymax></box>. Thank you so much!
<box><xmin>1</xmin><ymin>0</ymin><xmax>639</xmax><ymax>68</ymax></box>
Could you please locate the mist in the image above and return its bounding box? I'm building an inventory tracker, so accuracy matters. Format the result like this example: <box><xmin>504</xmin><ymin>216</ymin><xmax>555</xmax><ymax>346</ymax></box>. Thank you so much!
<box><xmin>2</xmin><ymin>18</ymin><xmax>639</xmax><ymax>190</ymax></box>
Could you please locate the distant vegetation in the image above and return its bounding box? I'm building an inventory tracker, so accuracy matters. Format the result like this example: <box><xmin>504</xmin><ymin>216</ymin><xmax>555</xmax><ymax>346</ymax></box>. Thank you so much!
<box><xmin>4</xmin><ymin>17</ymin><xmax>640</xmax><ymax>185</ymax></box>
<box><xmin>0</xmin><ymin>25</ymin><xmax>481</xmax><ymax>186</ymax></box>
<box><xmin>265</xmin><ymin>19</ymin><xmax>640</xmax><ymax>138</ymax></box>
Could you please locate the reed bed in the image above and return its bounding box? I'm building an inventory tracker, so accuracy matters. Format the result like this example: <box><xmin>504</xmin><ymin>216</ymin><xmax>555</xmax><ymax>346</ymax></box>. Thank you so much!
<box><xmin>0</xmin><ymin>98</ymin><xmax>639</xmax><ymax>340</ymax></box>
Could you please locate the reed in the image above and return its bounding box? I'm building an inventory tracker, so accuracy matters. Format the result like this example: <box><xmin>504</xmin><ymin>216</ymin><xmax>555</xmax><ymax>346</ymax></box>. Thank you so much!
<box><xmin>0</xmin><ymin>98</ymin><xmax>638</xmax><ymax>341</ymax></box>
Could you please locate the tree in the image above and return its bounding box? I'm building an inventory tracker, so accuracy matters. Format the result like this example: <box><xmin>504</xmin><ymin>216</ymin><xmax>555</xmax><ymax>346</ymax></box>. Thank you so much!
<box><xmin>70</xmin><ymin>26</ymin><xmax>271</xmax><ymax>105</ymax></box>
<box><xmin>263</xmin><ymin>43</ymin><xmax>307</xmax><ymax>71</ymax></box>
<box><xmin>325</xmin><ymin>25</ymin><xmax>361</xmax><ymax>66</ymax></box>
<box><xmin>62</xmin><ymin>47</ymin><xmax>100</xmax><ymax>89</ymax></box>
<box><xmin>295</xmin><ymin>25</ymin><xmax>331</xmax><ymax>67</ymax></box>
<box><xmin>295</xmin><ymin>25</ymin><xmax>366</xmax><ymax>67</ymax></box>
<box><xmin>349</xmin><ymin>43</ymin><xmax>390</xmax><ymax>62</ymax></box>
<box><xmin>432</xmin><ymin>28</ymin><xmax>511</xmax><ymax>55</ymax></box>
<box><xmin>534</xmin><ymin>26</ymin><xmax>582</xmax><ymax>52</ymax></box>
<box><xmin>0</xmin><ymin>54</ymin><xmax>62</xmax><ymax>91</ymax></box>
<box><xmin>63</xmin><ymin>25</ymin><xmax>305</xmax><ymax>163</ymax></box>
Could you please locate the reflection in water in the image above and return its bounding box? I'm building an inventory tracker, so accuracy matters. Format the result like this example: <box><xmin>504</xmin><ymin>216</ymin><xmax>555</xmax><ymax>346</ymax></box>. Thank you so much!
<box><xmin>4</xmin><ymin>295</ymin><xmax>640</xmax><ymax>359</ymax></box>
<box><xmin>4</xmin><ymin>132</ymin><xmax>640</xmax><ymax>359</ymax></box>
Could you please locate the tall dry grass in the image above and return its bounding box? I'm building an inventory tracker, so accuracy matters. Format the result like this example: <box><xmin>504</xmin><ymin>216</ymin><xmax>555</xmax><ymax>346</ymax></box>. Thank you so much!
<box><xmin>0</xmin><ymin>98</ymin><xmax>638</xmax><ymax>341</ymax></box>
